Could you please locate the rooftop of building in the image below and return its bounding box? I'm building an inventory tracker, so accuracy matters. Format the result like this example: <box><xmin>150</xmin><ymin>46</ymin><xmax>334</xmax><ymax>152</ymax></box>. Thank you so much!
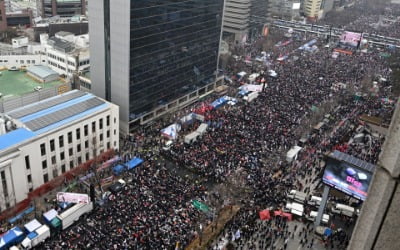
<box><xmin>34</xmin><ymin>15</ymin><xmax>88</xmax><ymax>27</ymax></box>
<box><xmin>27</xmin><ymin>65</ymin><xmax>59</xmax><ymax>78</ymax></box>
<box><xmin>0</xmin><ymin>69</ymin><xmax>64</xmax><ymax>99</ymax></box>
<box><xmin>0</xmin><ymin>90</ymin><xmax>109</xmax><ymax>152</ymax></box>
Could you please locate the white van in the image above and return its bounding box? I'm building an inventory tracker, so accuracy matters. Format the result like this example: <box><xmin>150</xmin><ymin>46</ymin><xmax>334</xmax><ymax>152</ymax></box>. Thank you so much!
<box><xmin>287</xmin><ymin>190</ymin><xmax>308</xmax><ymax>204</ymax></box>
<box><xmin>285</xmin><ymin>202</ymin><xmax>304</xmax><ymax>216</ymax></box>
<box><xmin>331</xmin><ymin>203</ymin><xmax>355</xmax><ymax>217</ymax></box>
<box><xmin>307</xmin><ymin>196</ymin><xmax>322</xmax><ymax>206</ymax></box>
<box><xmin>306</xmin><ymin>211</ymin><xmax>330</xmax><ymax>224</ymax></box>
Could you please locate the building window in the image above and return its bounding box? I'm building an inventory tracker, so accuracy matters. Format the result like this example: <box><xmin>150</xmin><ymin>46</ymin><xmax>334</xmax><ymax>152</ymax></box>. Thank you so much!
<box><xmin>106</xmin><ymin>115</ymin><xmax>110</xmax><ymax>126</ymax></box>
<box><xmin>50</xmin><ymin>139</ymin><xmax>55</xmax><ymax>152</ymax></box>
<box><xmin>78</xmin><ymin>156</ymin><xmax>82</xmax><ymax>164</ymax></box>
<box><xmin>76</xmin><ymin>128</ymin><xmax>81</xmax><ymax>140</ymax></box>
<box><xmin>77</xmin><ymin>144</ymin><xmax>81</xmax><ymax>152</ymax></box>
<box><xmin>61</xmin><ymin>164</ymin><xmax>66</xmax><ymax>173</ymax></box>
<box><xmin>43</xmin><ymin>173</ymin><xmax>49</xmax><ymax>183</ymax></box>
<box><xmin>114</xmin><ymin>141</ymin><xmax>116</xmax><ymax>147</ymax></box>
<box><xmin>92</xmin><ymin>121</ymin><xmax>96</xmax><ymax>133</ymax></box>
<box><xmin>100</xmin><ymin>134</ymin><xmax>103</xmax><ymax>141</ymax></box>
<box><xmin>84</xmin><ymin>125</ymin><xmax>88</xmax><ymax>136</ymax></box>
<box><xmin>70</xmin><ymin>160</ymin><xmax>74</xmax><ymax>168</ymax></box>
<box><xmin>114</xmin><ymin>117</ymin><xmax>116</xmax><ymax>124</ymax></box>
<box><xmin>51</xmin><ymin>155</ymin><xmax>56</xmax><ymax>165</ymax></box>
<box><xmin>99</xmin><ymin>118</ymin><xmax>103</xmax><ymax>129</ymax></box>
<box><xmin>42</xmin><ymin>160</ymin><xmax>47</xmax><ymax>169</ymax></box>
<box><xmin>25</xmin><ymin>155</ymin><xmax>31</xmax><ymax>170</ymax></box>
<box><xmin>59</xmin><ymin>135</ymin><xmax>64</xmax><ymax>148</ymax></box>
<box><xmin>40</xmin><ymin>143</ymin><xmax>46</xmax><ymax>156</ymax></box>
<box><xmin>69</xmin><ymin>148</ymin><xmax>73</xmax><ymax>156</ymax></box>
<box><xmin>107</xmin><ymin>130</ymin><xmax>110</xmax><ymax>138</ymax></box>
<box><xmin>85</xmin><ymin>140</ymin><xmax>89</xmax><ymax>149</ymax></box>
<box><xmin>1</xmin><ymin>171</ymin><xmax>8</xmax><ymax>197</ymax></box>
<box><xmin>29</xmin><ymin>187</ymin><xmax>33</xmax><ymax>192</ymax></box>
<box><xmin>68</xmin><ymin>132</ymin><xmax>72</xmax><ymax>144</ymax></box>
<box><xmin>107</xmin><ymin>142</ymin><xmax>110</xmax><ymax>149</ymax></box>
<box><xmin>85</xmin><ymin>152</ymin><xmax>89</xmax><ymax>161</ymax></box>
<box><xmin>60</xmin><ymin>152</ymin><xmax>65</xmax><ymax>161</ymax></box>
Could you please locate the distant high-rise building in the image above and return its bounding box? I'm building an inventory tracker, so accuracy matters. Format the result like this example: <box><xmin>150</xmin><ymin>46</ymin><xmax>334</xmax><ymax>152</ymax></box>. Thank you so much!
<box><xmin>223</xmin><ymin>0</ymin><xmax>251</xmax><ymax>42</ymax></box>
<box><xmin>222</xmin><ymin>0</ymin><xmax>270</xmax><ymax>43</ymax></box>
<box><xmin>89</xmin><ymin>0</ymin><xmax>225</xmax><ymax>133</ymax></box>
<box><xmin>269</xmin><ymin>0</ymin><xmax>301</xmax><ymax>20</ymax></box>
<box><xmin>39</xmin><ymin>0</ymin><xmax>86</xmax><ymax>18</ymax></box>
<box><xmin>303</xmin><ymin>0</ymin><xmax>323</xmax><ymax>19</ymax></box>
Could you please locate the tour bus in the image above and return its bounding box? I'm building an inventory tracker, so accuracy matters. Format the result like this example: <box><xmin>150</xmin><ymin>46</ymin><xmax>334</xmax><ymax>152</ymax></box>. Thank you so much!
<box><xmin>331</xmin><ymin>203</ymin><xmax>355</xmax><ymax>217</ymax></box>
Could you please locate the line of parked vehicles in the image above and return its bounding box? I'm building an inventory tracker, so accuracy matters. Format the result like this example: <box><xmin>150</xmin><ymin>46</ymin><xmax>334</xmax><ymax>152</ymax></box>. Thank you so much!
<box><xmin>0</xmin><ymin>200</ymin><xmax>94</xmax><ymax>250</ymax></box>
<box><xmin>0</xmin><ymin>176</ymin><xmax>132</xmax><ymax>250</ymax></box>
<box><xmin>284</xmin><ymin>190</ymin><xmax>360</xmax><ymax>226</ymax></box>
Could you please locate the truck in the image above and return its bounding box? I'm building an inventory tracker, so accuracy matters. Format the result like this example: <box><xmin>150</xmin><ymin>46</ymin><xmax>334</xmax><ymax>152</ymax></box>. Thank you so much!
<box><xmin>21</xmin><ymin>225</ymin><xmax>50</xmax><ymax>249</ymax></box>
<box><xmin>286</xmin><ymin>190</ymin><xmax>308</xmax><ymax>204</ymax></box>
<box><xmin>56</xmin><ymin>202</ymin><xmax>93</xmax><ymax>230</ymax></box>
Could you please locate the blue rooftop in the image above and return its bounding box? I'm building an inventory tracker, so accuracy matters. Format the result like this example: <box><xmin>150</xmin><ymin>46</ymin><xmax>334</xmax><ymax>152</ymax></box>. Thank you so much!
<box><xmin>0</xmin><ymin>128</ymin><xmax>36</xmax><ymax>151</ymax></box>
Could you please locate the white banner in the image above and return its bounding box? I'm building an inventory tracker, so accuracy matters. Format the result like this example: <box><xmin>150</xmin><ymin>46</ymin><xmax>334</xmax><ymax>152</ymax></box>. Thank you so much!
<box><xmin>241</xmin><ymin>84</ymin><xmax>263</xmax><ymax>92</ymax></box>
<box><xmin>56</xmin><ymin>192</ymin><xmax>90</xmax><ymax>204</ymax></box>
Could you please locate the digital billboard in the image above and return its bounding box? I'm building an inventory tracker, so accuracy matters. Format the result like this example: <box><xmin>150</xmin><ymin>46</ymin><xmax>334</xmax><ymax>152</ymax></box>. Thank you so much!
<box><xmin>339</xmin><ymin>31</ymin><xmax>362</xmax><ymax>47</ymax></box>
<box><xmin>322</xmin><ymin>158</ymin><xmax>373</xmax><ymax>201</ymax></box>
<box><xmin>57</xmin><ymin>192</ymin><xmax>90</xmax><ymax>204</ymax></box>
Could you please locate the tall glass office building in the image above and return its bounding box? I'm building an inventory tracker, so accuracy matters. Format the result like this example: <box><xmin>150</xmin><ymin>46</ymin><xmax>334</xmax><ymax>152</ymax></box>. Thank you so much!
<box><xmin>89</xmin><ymin>0</ymin><xmax>225</xmax><ymax>133</ymax></box>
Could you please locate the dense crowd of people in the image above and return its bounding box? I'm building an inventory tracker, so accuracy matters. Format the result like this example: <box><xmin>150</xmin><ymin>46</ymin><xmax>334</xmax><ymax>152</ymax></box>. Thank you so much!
<box><xmin>320</xmin><ymin>2</ymin><xmax>400</xmax><ymax>39</ymax></box>
<box><xmin>20</xmin><ymin>2</ymin><xmax>400</xmax><ymax>249</ymax></box>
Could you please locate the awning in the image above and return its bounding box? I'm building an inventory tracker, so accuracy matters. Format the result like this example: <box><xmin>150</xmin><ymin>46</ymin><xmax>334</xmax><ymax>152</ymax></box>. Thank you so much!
<box><xmin>126</xmin><ymin>157</ymin><xmax>144</xmax><ymax>170</ymax></box>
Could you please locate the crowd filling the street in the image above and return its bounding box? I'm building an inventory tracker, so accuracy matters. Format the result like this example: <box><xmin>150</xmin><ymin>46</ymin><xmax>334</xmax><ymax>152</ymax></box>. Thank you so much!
<box><xmin>1</xmin><ymin>2</ymin><xmax>400</xmax><ymax>250</ymax></box>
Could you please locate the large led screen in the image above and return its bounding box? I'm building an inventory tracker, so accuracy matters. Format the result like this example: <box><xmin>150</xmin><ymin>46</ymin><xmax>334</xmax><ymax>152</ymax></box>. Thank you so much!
<box><xmin>339</xmin><ymin>31</ymin><xmax>362</xmax><ymax>47</ymax></box>
<box><xmin>322</xmin><ymin>158</ymin><xmax>372</xmax><ymax>201</ymax></box>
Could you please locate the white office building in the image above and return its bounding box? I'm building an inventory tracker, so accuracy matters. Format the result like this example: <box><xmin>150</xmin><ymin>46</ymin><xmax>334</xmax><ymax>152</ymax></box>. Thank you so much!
<box><xmin>0</xmin><ymin>90</ymin><xmax>119</xmax><ymax>211</ymax></box>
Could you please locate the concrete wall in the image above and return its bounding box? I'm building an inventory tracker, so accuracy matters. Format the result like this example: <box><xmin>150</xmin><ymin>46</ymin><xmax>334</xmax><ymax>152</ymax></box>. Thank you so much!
<box><xmin>0</xmin><ymin>54</ymin><xmax>44</xmax><ymax>68</ymax></box>
<box><xmin>109</xmin><ymin>0</ymin><xmax>130</xmax><ymax>134</ymax></box>
<box><xmin>349</xmin><ymin>100</ymin><xmax>400</xmax><ymax>249</ymax></box>
<box><xmin>88</xmin><ymin>0</ymin><xmax>105</xmax><ymax>100</ymax></box>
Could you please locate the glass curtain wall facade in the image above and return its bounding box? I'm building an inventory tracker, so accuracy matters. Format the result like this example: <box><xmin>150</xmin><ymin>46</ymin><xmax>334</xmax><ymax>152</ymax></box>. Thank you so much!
<box><xmin>130</xmin><ymin>0</ymin><xmax>224</xmax><ymax>118</ymax></box>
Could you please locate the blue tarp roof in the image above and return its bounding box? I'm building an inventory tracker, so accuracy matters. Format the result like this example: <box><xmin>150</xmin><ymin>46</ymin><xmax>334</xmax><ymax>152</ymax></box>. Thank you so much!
<box><xmin>8</xmin><ymin>206</ymin><xmax>34</xmax><ymax>224</ymax></box>
<box><xmin>113</xmin><ymin>157</ymin><xmax>144</xmax><ymax>175</ymax></box>
<box><xmin>113</xmin><ymin>164</ymin><xmax>125</xmax><ymax>175</ymax></box>
<box><xmin>0</xmin><ymin>227</ymin><xmax>24</xmax><ymax>249</ymax></box>
<box><xmin>126</xmin><ymin>157</ymin><xmax>144</xmax><ymax>170</ymax></box>
<box><xmin>0</xmin><ymin>128</ymin><xmax>36</xmax><ymax>152</ymax></box>
<box><xmin>211</xmin><ymin>96</ymin><xmax>229</xmax><ymax>109</ymax></box>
